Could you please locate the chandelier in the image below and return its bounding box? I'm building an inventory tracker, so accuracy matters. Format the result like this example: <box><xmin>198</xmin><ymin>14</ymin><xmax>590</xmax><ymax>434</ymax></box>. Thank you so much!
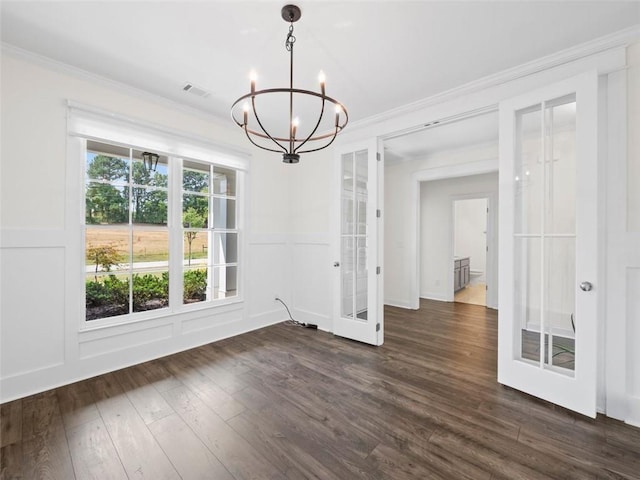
<box><xmin>231</xmin><ymin>4</ymin><xmax>348</xmax><ymax>164</ymax></box>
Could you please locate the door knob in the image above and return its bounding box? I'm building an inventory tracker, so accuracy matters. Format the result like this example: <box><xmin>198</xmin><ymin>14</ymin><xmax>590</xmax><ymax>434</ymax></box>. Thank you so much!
<box><xmin>579</xmin><ymin>281</ymin><xmax>593</xmax><ymax>292</ymax></box>
<box><xmin>333</xmin><ymin>261</ymin><xmax>340</xmax><ymax>267</ymax></box>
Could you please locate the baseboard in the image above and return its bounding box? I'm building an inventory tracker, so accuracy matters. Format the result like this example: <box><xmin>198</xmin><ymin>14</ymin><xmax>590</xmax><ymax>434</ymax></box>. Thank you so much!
<box><xmin>625</xmin><ymin>397</ymin><xmax>640</xmax><ymax>428</ymax></box>
<box><xmin>420</xmin><ymin>292</ymin><xmax>450</xmax><ymax>302</ymax></box>
<box><xmin>291</xmin><ymin>307</ymin><xmax>331</xmax><ymax>331</ymax></box>
<box><xmin>384</xmin><ymin>298</ymin><xmax>416</xmax><ymax>309</ymax></box>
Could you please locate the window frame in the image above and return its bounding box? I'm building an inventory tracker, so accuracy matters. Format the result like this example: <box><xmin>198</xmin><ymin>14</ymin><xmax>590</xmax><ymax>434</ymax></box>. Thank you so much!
<box><xmin>84</xmin><ymin>142</ymin><xmax>172</xmax><ymax>322</ymax></box>
<box><xmin>68</xmin><ymin>103</ymin><xmax>248</xmax><ymax>331</ymax></box>
<box><xmin>181</xmin><ymin>161</ymin><xmax>240</xmax><ymax>306</ymax></box>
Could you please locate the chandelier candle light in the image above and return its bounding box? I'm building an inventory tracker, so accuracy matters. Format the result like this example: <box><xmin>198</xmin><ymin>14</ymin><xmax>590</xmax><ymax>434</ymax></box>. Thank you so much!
<box><xmin>231</xmin><ymin>4</ymin><xmax>348</xmax><ymax>163</ymax></box>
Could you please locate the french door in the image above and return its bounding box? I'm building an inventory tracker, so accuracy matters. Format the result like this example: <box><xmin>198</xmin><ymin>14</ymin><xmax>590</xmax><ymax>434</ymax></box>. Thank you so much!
<box><xmin>498</xmin><ymin>72</ymin><xmax>598</xmax><ymax>417</ymax></box>
<box><xmin>333</xmin><ymin>139</ymin><xmax>383</xmax><ymax>346</ymax></box>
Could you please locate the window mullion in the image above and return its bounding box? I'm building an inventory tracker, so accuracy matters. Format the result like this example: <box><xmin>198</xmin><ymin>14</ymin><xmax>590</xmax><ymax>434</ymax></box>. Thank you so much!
<box><xmin>207</xmin><ymin>164</ymin><xmax>215</xmax><ymax>301</ymax></box>
<box><xmin>169</xmin><ymin>156</ymin><xmax>184</xmax><ymax>309</ymax></box>
<box><xmin>128</xmin><ymin>148</ymin><xmax>134</xmax><ymax>315</ymax></box>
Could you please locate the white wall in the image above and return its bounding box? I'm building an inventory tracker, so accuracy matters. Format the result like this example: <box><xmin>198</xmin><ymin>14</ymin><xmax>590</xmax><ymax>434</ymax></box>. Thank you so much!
<box><xmin>0</xmin><ymin>51</ymin><xmax>293</xmax><ymax>402</ymax></box>
<box><xmin>454</xmin><ymin>198</ymin><xmax>488</xmax><ymax>276</ymax></box>
<box><xmin>627</xmin><ymin>40</ymin><xmax>640</xmax><ymax>426</ymax></box>
<box><xmin>602</xmin><ymin>40</ymin><xmax>640</xmax><ymax>427</ymax></box>
<box><xmin>628</xmin><ymin>42</ymin><xmax>640</xmax><ymax>232</ymax></box>
<box><xmin>612</xmin><ymin>40</ymin><xmax>640</xmax><ymax>425</ymax></box>
<box><xmin>421</xmin><ymin>173</ymin><xmax>497</xmax><ymax>300</ymax></box>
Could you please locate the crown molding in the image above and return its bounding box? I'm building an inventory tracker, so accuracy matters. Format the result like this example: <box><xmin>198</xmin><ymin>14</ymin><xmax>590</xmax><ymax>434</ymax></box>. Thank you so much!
<box><xmin>349</xmin><ymin>24</ymin><xmax>640</xmax><ymax>133</ymax></box>
<box><xmin>1</xmin><ymin>42</ymin><xmax>231</xmax><ymax>129</ymax></box>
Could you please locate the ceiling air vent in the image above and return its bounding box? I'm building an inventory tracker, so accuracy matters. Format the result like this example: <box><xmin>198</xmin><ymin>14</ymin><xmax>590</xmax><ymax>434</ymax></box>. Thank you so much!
<box><xmin>182</xmin><ymin>83</ymin><xmax>210</xmax><ymax>98</ymax></box>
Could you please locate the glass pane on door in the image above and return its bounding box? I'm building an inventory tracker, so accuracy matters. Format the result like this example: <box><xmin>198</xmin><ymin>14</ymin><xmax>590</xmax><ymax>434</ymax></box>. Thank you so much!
<box><xmin>341</xmin><ymin>149</ymin><xmax>369</xmax><ymax>321</ymax></box>
<box><xmin>341</xmin><ymin>236</ymin><xmax>354</xmax><ymax>319</ymax></box>
<box><xmin>514</xmin><ymin>95</ymin><xmax>577</xmax><ymax>376</ymax></box>
<box><xmin>515</xmin><ymin>105</ymin><xmax>542</xmax><ymax>235</ymax></box>
<box><xmin>544</xmin><ymin>237</ymin><xmax>576</xmax><ymax>370</ymax></box>
<box><xmin>356</xmin><ymin>236</ymin><xmax>368</xmax><ymax>320</ymax></box>
<box><xmin>545</xmin><ymin>95</ymin><xmax>577</xmax><ymax>234</ymax></box>
<box><xmin>516</xmin><ymin>237</ymin><xmax>541</xmax><ymax>364</ymax></box>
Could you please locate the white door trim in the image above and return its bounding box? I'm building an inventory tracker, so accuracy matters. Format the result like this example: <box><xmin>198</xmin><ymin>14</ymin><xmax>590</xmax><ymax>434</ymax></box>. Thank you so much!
<box><xmin>449</xmin><ymin>193</ymin><xmax>497</xmax><ymax>309</ymax></box>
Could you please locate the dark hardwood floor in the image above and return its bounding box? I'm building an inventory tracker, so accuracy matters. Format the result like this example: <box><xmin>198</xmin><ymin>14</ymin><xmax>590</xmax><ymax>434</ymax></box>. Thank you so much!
<box><xmin>2</xmin><ymin>299</ymin><xmax>640</xmax><ymax>479</ymax></box>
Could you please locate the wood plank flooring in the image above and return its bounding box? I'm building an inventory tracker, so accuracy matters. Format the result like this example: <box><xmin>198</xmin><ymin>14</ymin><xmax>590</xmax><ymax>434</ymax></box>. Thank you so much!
<box><xmin>2</xmin><ymin>299</ymin><xmax>640</xmax><ymax>479</ymax></box>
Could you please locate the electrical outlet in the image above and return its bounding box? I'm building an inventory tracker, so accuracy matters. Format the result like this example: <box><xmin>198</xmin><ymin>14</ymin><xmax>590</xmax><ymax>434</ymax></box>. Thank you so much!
<box><xmin>435</xmin><ymin>279</ymin><xmax>440</xmax><ymax>286</ymax></box>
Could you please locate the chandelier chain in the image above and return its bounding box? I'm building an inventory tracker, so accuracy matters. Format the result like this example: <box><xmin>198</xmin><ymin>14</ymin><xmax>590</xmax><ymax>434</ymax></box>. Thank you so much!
<box><xmin>285</xmin><ymin>24</ymin><xmax>296</xmax><ymax>52</ymax></box>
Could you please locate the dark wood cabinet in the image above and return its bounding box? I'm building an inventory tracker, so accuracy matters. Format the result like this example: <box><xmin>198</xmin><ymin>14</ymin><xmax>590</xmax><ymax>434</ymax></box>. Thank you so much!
<box><xmin>454</xmin><ymin>257</ymin><xmax>470</xmax><ymax>291</ymax></box>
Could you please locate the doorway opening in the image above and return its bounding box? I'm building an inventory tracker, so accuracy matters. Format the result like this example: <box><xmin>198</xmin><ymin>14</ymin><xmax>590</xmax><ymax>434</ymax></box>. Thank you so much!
<box><xmin>382</xmin><ymin>108</ymin><xmax>499</xmax><ymax>311</ymax></box>
<box><xmin>453</xmin><ymin>197</ymin><xmax>488</xmax><ymax>306</ymax></box>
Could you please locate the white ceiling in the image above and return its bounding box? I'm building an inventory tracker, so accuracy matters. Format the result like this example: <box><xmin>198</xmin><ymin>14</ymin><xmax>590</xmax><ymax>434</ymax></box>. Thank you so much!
<box><xmin>2</xmin><ymin>1</ymin><xmax>638</xmax><ymax>134</ymax></box>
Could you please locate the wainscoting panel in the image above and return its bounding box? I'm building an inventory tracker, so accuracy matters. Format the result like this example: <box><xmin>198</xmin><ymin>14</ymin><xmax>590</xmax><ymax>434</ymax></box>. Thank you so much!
<box><xmin>627</xmin><ymin>267</ymin><xmax>640</xmax><ymax>425</ymax></box>
<box><xmin>247</xmin><ymin>235</ymin><xmax>290</xmax><ymax>323</ymax></box>
<box><xmin>291</xmin><ymin>235</ymin><xmax>331</xmax><ymax>331</ymax></box>
<box><xmin>0</xmin><ymin>247</ymin><xmax>66</xmax><ymax>378</ymax></box>
<box><xmin>181</xmin><ymin>304</ymin><xmax>245</xmax><ymax>334</ymax></box>
<box><xmin>79</xmin><ymin>323</ymin><xmax>174</xmax><ymax>359</ymax></box>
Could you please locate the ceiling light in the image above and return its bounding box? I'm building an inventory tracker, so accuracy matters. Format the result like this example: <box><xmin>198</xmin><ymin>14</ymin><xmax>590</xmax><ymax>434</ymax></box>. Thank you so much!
<box><xmin>231</xmin><ymin>4</ymin><xmax>348</xmax><ymax>164</ymax></box>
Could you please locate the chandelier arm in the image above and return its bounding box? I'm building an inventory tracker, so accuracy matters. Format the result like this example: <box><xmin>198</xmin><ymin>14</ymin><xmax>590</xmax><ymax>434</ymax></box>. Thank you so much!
<box><xmin>297</xmin><ymin>127</ymin><xmax>340</xmax><ymax>154</ymax></box>
<box><xmin>242</xmin><ymin>125</ymin><xmax>288</xmax><ymax>154</ymax></box>
<box><xmin>241</xmin><ymin>125</ymin><xmax>344</xmax><ymax>143</ymax></box>
<box><xmin>232</xmin><ymin>90</ymin><xmax>348</xmax><ymax>143</ymax></box>
<box><xmin>294</xmin><ymin>96</ymin><xmax>326</xmax><ymax>154</ymax></box>
<box><xmin>234</xmin><ymin>88</ymin><xmax>343</xmax><ymax>104</ymax></box>
<box><xmin>251</xmin><ymin>96</ymin><xmax>288</xmax><ymax>153</ymax></box>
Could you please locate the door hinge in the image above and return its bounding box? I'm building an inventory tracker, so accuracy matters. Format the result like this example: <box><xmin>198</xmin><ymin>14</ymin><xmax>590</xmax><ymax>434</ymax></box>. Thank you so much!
<box><xmin>376</xmin><ymin>323</ymin><xmax>381</xmax><ymax>332</ymax></box>
<box><xmin>376</xmin><ymin>209</ymin><xmax>381</xmax><ymax>218</ymax></box>
<box><xmin>376</xmin><ymin>266</ymin><xmax>381</xmax><ymax>275</ymax></box>
<box><xmin>376</xmin><ymin>152</ymin><xmax>381</xmax><ymax>161</ymax></box>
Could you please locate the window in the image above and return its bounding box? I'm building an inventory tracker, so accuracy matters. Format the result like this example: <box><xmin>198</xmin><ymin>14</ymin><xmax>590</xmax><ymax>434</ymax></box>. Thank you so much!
<box><xmin>84</xmin><ymin>140</ymin><xmax>241</xmax><ymax>322</ymax></box>
<box><xmin>182</xmin><ymin>161</ymin><xmax>238</xmax><ymax>304</ymax></box>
